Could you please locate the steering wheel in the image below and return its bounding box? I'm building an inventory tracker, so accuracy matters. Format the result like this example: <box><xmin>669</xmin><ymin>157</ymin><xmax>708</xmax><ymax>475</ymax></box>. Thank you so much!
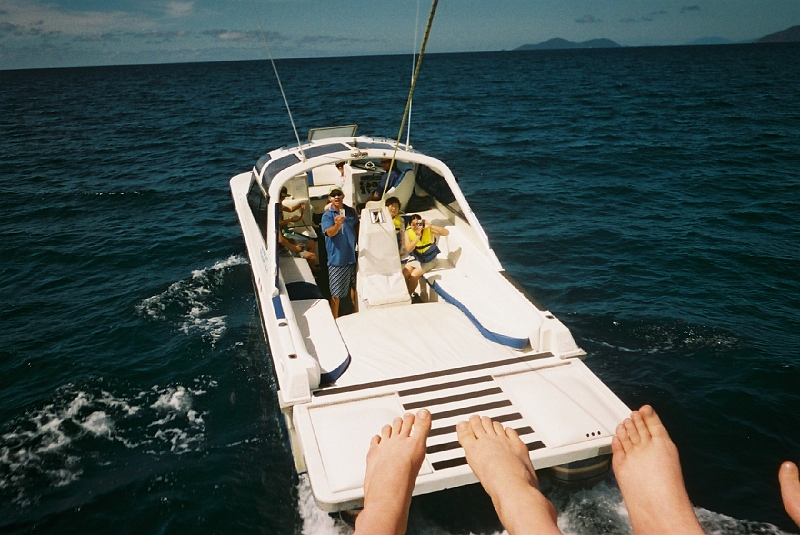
<box><xmin>364</xmin><ymin>161</ymin><xmax>376</xmax><ymax>171</ymax></box>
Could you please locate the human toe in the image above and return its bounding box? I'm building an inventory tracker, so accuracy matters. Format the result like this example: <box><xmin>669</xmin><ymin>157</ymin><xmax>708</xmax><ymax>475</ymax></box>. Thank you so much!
<box><xmin>399</xmin><ymin>412</ymin><xmax>416</xmax><ymax>436</ymax></box>
<box><xmin>623</xmin><ymin>417</ymin><xmax>642</xmax><ymax>445</ymax></box>
<box><xmin>479</xmin><ymin>415</ymin><xmax>496</xmax><ymax>435</ymax></box>
<box><xmin>457</xmin><ymin>419</ymin><xmax>477</xmax><ymax>447</ymax></box>
<box><xmin>630</xmin><ymin>410</ymin><xmax>652</xmax><ymax>442</ymax></box>
<box><xmin>413</xmin><ymin>409</ymin><xmax>432</xmax><ymax>437</ymax></box>
<box><xmin>469</xmin><ymin>414</ymin><xmax>487</xmax><ymax>437</ymax></box>
<box><xmin>779</xmin><ymin>461</ymin><xmax>800</xmax><ymax>500</ymax></box>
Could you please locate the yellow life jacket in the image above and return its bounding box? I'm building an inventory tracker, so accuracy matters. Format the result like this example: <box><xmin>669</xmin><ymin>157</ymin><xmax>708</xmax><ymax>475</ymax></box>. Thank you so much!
<box><xmin>406</xmin><ymin>225</ymin><xmax>439</xmax><ymax>263</ymax></box>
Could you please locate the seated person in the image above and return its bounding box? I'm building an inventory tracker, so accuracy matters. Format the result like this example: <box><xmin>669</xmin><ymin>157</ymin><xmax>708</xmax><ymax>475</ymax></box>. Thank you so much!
<box><xmin>369</xmin><ymin>158</ymin><xmax>403</xmax><ymax>201</ymax></box>
<box><xmin>402</xmin><ymin>214</ymin><xmax>449</xmax><ymax>296</ymax></box>
<box><xmin>280</xmin><ymin>187</ymin><xmax>317</xmax><ymax>264</ymax></box>
<box><xmin>278</xmin><ymin>231</ymin><xmax>318</xmax><ymax>271</ymax></box>
<box><xmin>385</xmin><ymin>196</ymin><xmax>403</xmax><ymax>252</ymax></box>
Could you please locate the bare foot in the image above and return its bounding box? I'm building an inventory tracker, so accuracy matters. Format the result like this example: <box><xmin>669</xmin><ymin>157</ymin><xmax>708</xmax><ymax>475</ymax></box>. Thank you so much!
<box><xmin>779</xmin><ymin>461</ymin><xmax>800</xmax><ymax>528</ymax></box>
<box><xmin>457</xmin><ymin>415</ymin><xmax>562</xmax><ymax>535</ymax></box>
<box><xmin>611</xmin><ymin>405</ymin><xmax>704</xmax><ymax>535</ymax></box>
<box><xmin>354</xmin><ymin>409</ymin><xmax>431</xmax><ymax>535</ymax></box>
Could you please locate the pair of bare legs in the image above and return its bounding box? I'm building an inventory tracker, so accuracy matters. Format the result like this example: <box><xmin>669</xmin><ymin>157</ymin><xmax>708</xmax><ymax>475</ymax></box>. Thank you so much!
<box><xmin>356</xmin><ymin>405</ymin><xmax>800</xmax><ymax>535</ymax></box>
<box><xmin>354</xmin><ymin>409</ymin><xmax>559</xmax><ymax>535</ymax></box>
<box><xmin>330</xmin><ymin>287</ymin><xmax>357</xmax><ymax>319</ymax></box>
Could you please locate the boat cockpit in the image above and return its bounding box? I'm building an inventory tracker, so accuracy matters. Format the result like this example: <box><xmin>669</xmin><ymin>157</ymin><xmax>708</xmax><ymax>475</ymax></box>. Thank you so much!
<box><xmin>240</xmin><ymin>133</ymin><xmax>585</xmax><ymax>397</ymax></box>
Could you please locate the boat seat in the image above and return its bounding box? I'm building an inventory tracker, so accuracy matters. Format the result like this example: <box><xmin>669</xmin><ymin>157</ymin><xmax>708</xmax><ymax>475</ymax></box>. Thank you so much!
<box><xmin>385</xmin><ymin>169</ymin><xmax>415</xmax><ymax>211</ymax></box>
<box><xmin>291</xmin><ymin>299</ymin><xmax>351</xmax><ymax>386</ymax></box>
<box><xmin>279</xmin><ymin>254</ymin><xmax>323</xmax><ymax>301</ymax></box>
<box><xmin>424</xmin><ymin>270</ymin><xmax>529</xmax><ymax>349</ymax></box>
<box><xmin>356</xmin><ymin>201</ymin><xmax>411</xmax><ymax>309</ymax></box>
<box><xmin>422</xmin><ymin>228</ymin><xmax>542</xmax><ymax>350</ymax></box>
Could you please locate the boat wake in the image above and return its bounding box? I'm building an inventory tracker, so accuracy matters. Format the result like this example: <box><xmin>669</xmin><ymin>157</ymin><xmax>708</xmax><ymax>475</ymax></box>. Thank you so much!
<box><xmin>135</xmin><ymin>254</ymin><xmax>249</xmax><ymax>346</ymax></box>
<box><xmin>0</xmin><ymin>377</ymin><xmax>217</xmax><ymax>509</ymax></box>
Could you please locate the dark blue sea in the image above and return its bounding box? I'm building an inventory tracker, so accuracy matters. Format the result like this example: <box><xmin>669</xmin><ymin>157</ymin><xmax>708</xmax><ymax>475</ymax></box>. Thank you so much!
<box><xmin>2</xmin><ymin>43</ymin><xmax>799</xmax><ymax>534</ymax></box>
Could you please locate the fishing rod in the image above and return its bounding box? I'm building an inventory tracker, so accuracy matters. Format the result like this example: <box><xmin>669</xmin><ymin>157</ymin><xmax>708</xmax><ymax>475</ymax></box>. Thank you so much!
<box><xmin>252</xmin><ymin>3</ymin><xmax>306</xmax><ymax>162</ymax></box>
<box><xmin>406</xmin><ymin>0</ymin><xmax>422</xmax><ymax>147</ymax></box>
<box><xmin>382</xmin><ymin>0</ymin><xmax>439</xmax><ymax>200</ymax></box>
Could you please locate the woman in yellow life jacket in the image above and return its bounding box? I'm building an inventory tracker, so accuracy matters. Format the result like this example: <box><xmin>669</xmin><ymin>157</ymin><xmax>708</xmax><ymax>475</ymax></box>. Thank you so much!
<box><xmin>402</xmin><ymin>214</ymin><xmax>449</xmax><ymax>296</ymax></box>
<box><xmin>385</xmin><ymin>196</ymin><xmax>403</xmax><ymax>251</ymax></box>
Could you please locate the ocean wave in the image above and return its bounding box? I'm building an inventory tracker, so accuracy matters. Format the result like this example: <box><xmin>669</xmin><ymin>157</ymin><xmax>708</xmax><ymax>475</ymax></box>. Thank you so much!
<box><xmin>0</xmin><ymin>377</ymin><xmax>217</xmax><ymax>508</ymax></box>
<box><xmin>135</xmin><ymin>254</ymin><xmax>249</xmax><ymax>345</ymax></box>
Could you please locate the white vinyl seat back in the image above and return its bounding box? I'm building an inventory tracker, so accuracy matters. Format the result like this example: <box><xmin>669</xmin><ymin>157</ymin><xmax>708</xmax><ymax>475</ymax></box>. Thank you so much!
<box><xmin>356</xmin><ymin>201</ymin><xmax>411</xmax><ymax>309</ymax></box>
<box><xmin>385</xmin><ymin>169</ymin><xmax>415</xmax><ymax>211</ymax></box>
<box><xmin>282</xmin><ymin>175</ymin><xmax>316</xmax><ymax>234</ymax></box>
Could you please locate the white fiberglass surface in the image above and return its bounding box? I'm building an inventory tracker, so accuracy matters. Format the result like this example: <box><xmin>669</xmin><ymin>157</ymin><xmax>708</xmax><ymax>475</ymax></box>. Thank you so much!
<box><xmin>333</xmin><ymin>302</ymin><xmax>517</xmax><ymax>387</ymax></box>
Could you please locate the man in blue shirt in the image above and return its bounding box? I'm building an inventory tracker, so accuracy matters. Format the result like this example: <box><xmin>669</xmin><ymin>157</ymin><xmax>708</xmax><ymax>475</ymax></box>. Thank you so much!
<box><xmin>370</xmin><ymin>158</ymin><xmax>403</xmax><ymax>201</ymax></box>
<box><xmin>321</xmin><ymin>187</ymin><xmax>359</xmax><ymax>318</ymax></box>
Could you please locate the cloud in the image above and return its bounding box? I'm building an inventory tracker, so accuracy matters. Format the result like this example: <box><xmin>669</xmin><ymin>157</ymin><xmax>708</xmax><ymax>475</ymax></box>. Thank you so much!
<box><xmin>297</xmin><ymin>34</ymin><xmax>382</xmax><ymax>47</ymax></box>
<box><xmin>0</xmin><ymin>1</ymin><xmax>154</xmax><ymax>39</ymax></box>
<box><xmin>620</xmin><ymin>9</ymin><xmax>669</xmax><ymax>23</ymax></box>
<box><xmin>126</xmin><ymin>29</ymin><xmax>189</xmax><ymax>43</ymax></box>
<box><xmin>0</xmin><ymin>19</ymin><xmax>60</xmax><ymax>39</ymax></box>
<box><xmin>202</xmin><ymin>29</ymin><xmax>269</xmax><ymax>42</ymax></box>
<box><xmin>166</xmin><ymin>2</ymin><xmax>193</xmax><ymax>18</ymax></box>
<box><xmin>73</xmin><ymin>32</ymin><xmax>120</xmax><ymax>43</ymax></box>
<box><xmin>0</xmin><ymin>21</ymin><xmax>19</xmax><ymax>34</ymax></box>
<box><xmin>680</xmin><ymin>5</ymin><xmax>700</xmax><ymax>14</ymax></box>
<box><xmin>575</xmin><ymin>14</ymin><xmax>601</xmax><ymax>24</ymax></box>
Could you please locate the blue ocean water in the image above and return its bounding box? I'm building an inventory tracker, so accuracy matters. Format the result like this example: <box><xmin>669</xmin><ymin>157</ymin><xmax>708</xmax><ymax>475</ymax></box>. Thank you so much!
<box><xmin>1</xmin><ymin>43</ymin><xmax>799</xmax><ymax>534</ymax></box>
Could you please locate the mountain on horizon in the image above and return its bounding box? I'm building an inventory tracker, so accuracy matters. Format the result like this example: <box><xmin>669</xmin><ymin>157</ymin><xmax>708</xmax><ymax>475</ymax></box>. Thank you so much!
<box><xmin>514</xmin><ymin>24</ymin><xmax>799</xmax><ymax>51</ymax></box>
<box><xmin>515</xmin><ymin>38</ymin><xmax>620</xmax><ymax>51</ymax></box>
<box><xmin>754</xmin><ymin>25</ymin><xmax>800</xmax><ymax>43</ymax></box>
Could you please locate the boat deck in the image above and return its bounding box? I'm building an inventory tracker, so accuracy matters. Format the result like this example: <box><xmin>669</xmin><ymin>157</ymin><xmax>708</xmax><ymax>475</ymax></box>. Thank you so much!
<box><xmin>294</xmin><ymin>344</ymin><xmax>626</xmax><ymax>511</ymax></box>
<box><xmin>333</xmin><ymin>302</ymin><xmax>519</xmax><ymax>387</ymax></box>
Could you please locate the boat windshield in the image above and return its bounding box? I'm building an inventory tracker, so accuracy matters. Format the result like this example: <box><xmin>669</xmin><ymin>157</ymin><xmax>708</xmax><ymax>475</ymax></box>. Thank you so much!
<box><xmin>259</xmin><ymin>153</ymin><xmax>301</xmax><ymax>189</ymax></box>
<box><xmin>257</xmin><ymin>143</ymin><xmax>352</xmax><ymax>189</ymax></box>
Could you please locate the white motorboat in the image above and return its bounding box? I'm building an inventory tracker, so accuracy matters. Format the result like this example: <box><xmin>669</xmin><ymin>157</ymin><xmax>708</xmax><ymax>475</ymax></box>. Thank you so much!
<box><xmin>230</xmin><ymin>125</ymin><xmax>630</xmax><ymax>511</ymax></box>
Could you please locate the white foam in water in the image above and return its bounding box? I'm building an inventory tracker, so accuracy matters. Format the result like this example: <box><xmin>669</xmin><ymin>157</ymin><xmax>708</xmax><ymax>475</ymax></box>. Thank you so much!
<box><xmin>297</xmin><ymin>474</ymin><xmax>353</xmax><ymax>535</ymax></box>
<box><xmin>135</xmin><ymin>254</ymin><xmax>248</xmax><ymax>345</ymax></box>
<box><xmin>293</xmin><ymin>474</ymin><xmax>793</xmax><ymax>535</ymax></box>
<box><xmin>0</xmin><ymin>378</ymin><xmax>218</xmax><ymax>507</ymax></box>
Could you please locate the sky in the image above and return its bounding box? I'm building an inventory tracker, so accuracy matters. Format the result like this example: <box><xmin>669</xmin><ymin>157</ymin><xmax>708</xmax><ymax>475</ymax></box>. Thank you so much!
<box><xmin>0</xmin><ymin>0</ymin><xmax>798</xmax><ymax>70</ymax></box>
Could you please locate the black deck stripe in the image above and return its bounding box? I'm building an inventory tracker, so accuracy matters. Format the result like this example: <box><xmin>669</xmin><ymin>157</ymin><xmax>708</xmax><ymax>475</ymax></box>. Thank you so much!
<box><xmin>398</xmin><ymin>375</ymin><xmax>493</xmax><ymax>397</ymax></box>
<box><xmin>432</xmin><ymin>457</ymin><xmax>468</xmax><ymax>470</ymax></box>
<box><xmin>313</xmin><ymin>352</ymin><xmax>555</xmax><ymax>397</ymax></box>
<box><xmin>426</xmin><ymin>427</ymin><xmax>535</xmax><ymax>454</ymax></box>
<box><xmin>431</xmin><ymin>400</ymin><xmax>512</xmax><ymax>421</ymax></box>
<box><xmin>428</xmin><ymin>412</ymin><xmax>523</xmax><ymax>437</ymax></box>
<box><xmin>430</xmin><ymin>440</ymin><xmax>546</xmax><ymax>471</ymax></box>
<box><xmin>402</xmin><ymin>387</ymin><xmax>503</xmax><ymax>410</ymax></box>
<box><xmin>527</xmin><ymin>440</ymin><xmax>546</xmax><ymax>451</ymax></box>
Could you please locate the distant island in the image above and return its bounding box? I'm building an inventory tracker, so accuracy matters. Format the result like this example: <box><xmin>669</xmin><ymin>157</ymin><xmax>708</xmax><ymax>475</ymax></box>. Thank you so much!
<box><xmin>755</xmin><ymin>24</ymin><xmax>800</xmax><ymax>43</ymax></box>
<box><xmin>515</xmin><ymin>38</ymin><xmax>620</xmax><ymax>51</ymax></box>
<box><xmin>515</xmin><ymin>24</ymin><xmax>800</xmax><ymax>51</ymax></box>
